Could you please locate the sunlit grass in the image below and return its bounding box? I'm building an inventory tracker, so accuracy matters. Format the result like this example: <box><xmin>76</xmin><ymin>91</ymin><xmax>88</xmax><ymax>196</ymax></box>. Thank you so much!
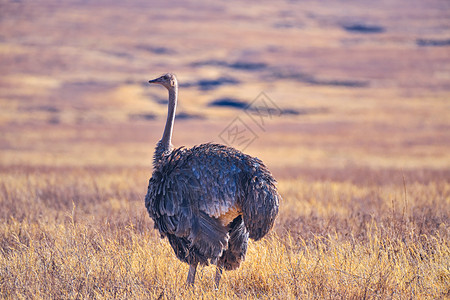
<box><xmin>0</xmin><ymin>167</ymin><xmax>448</xmax><ymax>299</ymax></box>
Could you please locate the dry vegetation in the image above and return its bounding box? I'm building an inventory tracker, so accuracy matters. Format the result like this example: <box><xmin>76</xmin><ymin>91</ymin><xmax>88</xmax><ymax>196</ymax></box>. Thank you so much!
<box><xmin>0</xmin><ymin>166</ymin><xmax>448</xmax><ymax>299</ymax></box>
<box><xmin>1</xmin><ymin>0</ymin><xmax>449</xmax><ymax>299</ymax></box>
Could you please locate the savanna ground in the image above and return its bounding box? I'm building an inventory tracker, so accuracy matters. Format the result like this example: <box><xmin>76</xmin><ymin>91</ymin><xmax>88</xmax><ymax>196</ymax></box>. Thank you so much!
<box><xmin>0</xmin><ymin>0</ymin><xmax>449</xmax><ymax>298</ymax></box>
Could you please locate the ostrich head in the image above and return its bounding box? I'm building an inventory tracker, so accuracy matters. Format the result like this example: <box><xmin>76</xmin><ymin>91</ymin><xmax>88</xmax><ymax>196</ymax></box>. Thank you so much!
<box><xmin>149</xmin><ymin>73</ymin><xmax>178</xmax><ymax>90</ymax></box>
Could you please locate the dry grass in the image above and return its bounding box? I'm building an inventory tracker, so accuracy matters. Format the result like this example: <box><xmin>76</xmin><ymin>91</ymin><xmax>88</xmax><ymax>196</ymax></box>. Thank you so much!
<box><xmin>1</xmin><ymin>0</ymin><xmax>449</xmax><ymax>298</ymax></box>
<box><xmin>0</xmin><ymin>166</ymin><xmax>448</xmax><ymax>299</ymax></box>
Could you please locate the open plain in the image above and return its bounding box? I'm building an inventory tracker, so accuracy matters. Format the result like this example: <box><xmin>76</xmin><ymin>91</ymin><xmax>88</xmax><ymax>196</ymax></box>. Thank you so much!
<box><xmin>0</xmin><ymin>0</ymin><xmax>449</xmax><ymax>298</ymax></box>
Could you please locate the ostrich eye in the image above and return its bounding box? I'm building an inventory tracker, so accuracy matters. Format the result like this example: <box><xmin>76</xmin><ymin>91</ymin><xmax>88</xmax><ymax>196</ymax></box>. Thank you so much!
<box><xmin>164</xmin><ymin>74</ymin><xmax>170</xmax><ymax>79</ymax></box>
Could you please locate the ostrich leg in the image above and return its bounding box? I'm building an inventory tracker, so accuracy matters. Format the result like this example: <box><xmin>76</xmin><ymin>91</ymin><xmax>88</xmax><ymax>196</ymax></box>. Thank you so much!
<box><xmin>186</xmin><ymin>263</ymin><xmax>198</xmax><ymax>286</ymax></box>
<box><xmin>214</xmin><ymin>261</ymin><xmax>223</xmax><ymax>289</ymax></box>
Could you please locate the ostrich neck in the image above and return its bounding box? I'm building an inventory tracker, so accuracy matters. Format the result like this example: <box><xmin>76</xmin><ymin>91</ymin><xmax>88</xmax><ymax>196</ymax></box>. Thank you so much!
<box><xmin>160</xmin><ymin>86</ymin><xmax>178</xmax><ymax>151</ymax></box>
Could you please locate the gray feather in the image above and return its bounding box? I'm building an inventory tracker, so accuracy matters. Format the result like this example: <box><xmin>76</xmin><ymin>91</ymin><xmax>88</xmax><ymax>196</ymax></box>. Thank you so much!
<box><xmin>145</xmin><ymin>143</ymin><xmax>281</xmax><ymax>268</ymax></box>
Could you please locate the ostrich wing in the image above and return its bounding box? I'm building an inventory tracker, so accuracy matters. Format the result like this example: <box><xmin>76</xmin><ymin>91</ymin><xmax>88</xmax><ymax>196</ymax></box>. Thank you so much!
<box><xmin>146</xmin><ymin>144</ymin><xmax>279</xmax><ymax>262</ymax></box>
<box><xmin>145</xmin><ymin>146</ymin><xmax>238</xmax><ymax>261</ymax></box>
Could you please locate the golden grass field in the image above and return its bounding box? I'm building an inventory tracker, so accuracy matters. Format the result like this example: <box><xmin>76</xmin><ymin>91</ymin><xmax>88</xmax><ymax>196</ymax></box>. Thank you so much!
<box><xmin>1</xmin><ymin>0</ymin><xmax>449</xmax><ymax>299</ymax></box>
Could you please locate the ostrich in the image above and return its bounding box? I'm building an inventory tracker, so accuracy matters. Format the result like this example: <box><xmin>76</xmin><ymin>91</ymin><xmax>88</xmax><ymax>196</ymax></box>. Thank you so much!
<box><xmin>144</xmin><ymin>73</ymin><xmax>280</xmax><ymax>288</ymax></box>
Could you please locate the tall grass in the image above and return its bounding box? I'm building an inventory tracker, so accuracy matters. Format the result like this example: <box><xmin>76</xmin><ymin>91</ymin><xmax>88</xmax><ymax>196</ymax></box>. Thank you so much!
<box><xmin>0</xmin><ymin>166</ymin><xmax>448</xmax><ymax>299</ymax></box>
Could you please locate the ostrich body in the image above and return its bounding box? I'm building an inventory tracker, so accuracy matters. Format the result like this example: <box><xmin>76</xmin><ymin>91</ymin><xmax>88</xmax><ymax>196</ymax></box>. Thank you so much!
<box><xmin>145</xmin><ymin>73</ymin><xmax>280</xmax><ymax>287</ymax></box>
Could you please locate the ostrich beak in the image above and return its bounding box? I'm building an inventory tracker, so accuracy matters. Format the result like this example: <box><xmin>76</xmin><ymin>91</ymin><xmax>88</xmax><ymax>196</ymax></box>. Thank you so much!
<box><xmin>148</xmin><ymin>77</ymin><xmax>162</xmax><ymax>84</ymax></box>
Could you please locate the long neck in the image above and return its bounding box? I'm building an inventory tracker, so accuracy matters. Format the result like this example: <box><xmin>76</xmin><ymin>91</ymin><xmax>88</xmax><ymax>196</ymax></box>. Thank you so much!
<box><xmin>160</xmin><ymin>86</ymin><xmax>177</xmax><ymax>151</ymax></box>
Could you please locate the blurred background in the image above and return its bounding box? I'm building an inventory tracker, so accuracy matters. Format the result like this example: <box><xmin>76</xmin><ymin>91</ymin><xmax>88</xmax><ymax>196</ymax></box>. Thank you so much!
<box><xmin>1</xmin><ymin>0</ymin><xmax>449</xmax><ymax>177</ymax></box>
